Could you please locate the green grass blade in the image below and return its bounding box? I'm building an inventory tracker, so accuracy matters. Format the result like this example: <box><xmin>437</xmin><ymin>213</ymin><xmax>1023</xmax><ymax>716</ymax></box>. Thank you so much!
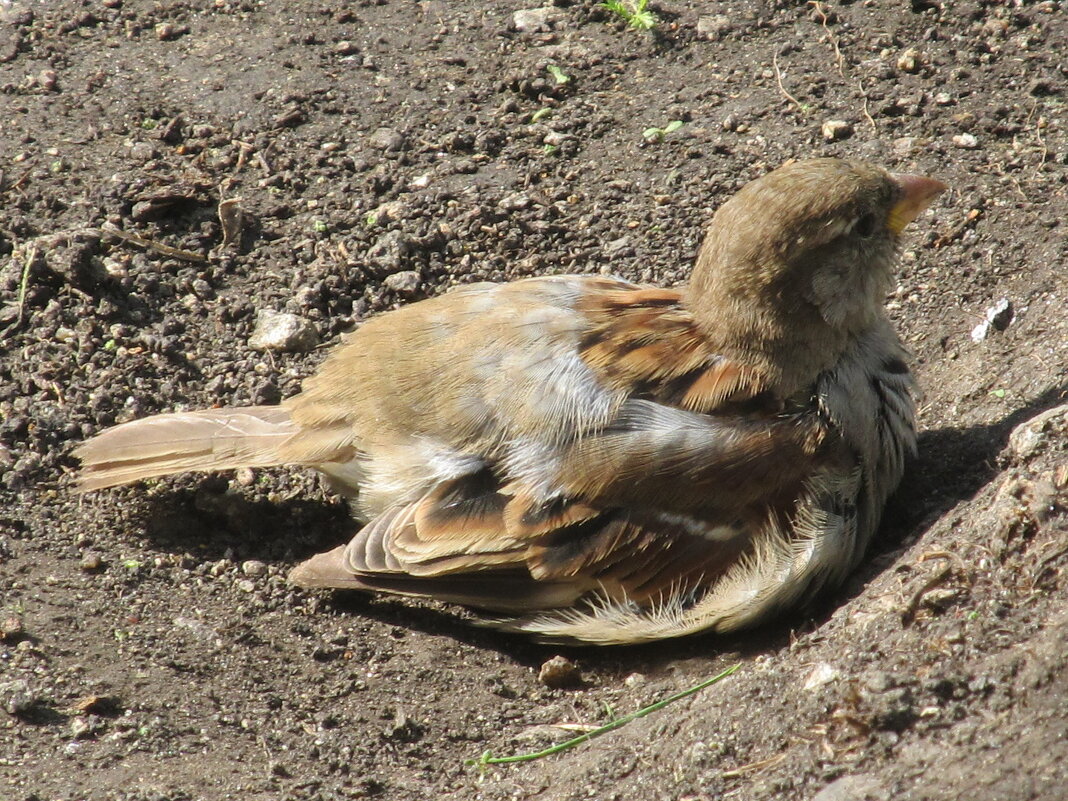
<box><xmin>468</xmin><ymin>663</ymin><xmax>741</xmax><ymax>770</ymax></box>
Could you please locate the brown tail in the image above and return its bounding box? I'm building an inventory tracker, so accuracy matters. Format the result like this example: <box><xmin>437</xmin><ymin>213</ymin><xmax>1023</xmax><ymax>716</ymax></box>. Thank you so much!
<box><xmin>74</xmin><ymin>406</ymin><xmax>300</xmax><ymax>491</ymax></box>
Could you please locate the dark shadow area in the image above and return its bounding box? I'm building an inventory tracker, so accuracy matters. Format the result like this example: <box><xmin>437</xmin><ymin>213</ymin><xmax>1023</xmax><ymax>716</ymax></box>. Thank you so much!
<box><xmin>321</xmin><ymin>583</ymin><xmax>798</xmax><ymax>674</ymax></box>
<box><xmin>831</xmin><ymin>382</ymin><xmax>1068</xmax><ymax>614</ymax></box>
<box><xmin>881</xmin><ymin>382</ymin><xmax>1068</xmax><ymax>549</ymax></box>
<box><xmin>8</xmin><ymin>703</ymin><xmax>67</xmax><ymax>727</ymax></box>
<box><xmin>137</xmin><ymin>471</ymin><xmax>353</xmax><ymax>564</ymax></box>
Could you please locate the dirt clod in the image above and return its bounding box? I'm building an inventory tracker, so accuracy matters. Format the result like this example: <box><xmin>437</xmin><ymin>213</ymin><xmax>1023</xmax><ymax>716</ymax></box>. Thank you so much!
<box><xmin>538</xmin><ymin>655</ymin><xmax>583</xmax><ymax>689</ymax></box>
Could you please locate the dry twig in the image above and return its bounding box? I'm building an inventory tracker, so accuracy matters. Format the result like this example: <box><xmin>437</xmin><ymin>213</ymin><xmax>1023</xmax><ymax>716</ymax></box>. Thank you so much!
<box><xmin>772</xmin><ymin>53</ymin><xmax>805</xmax><ymax>112</ymax></box>
<box><xmin>809</xmin><ymin>2</ymin><xmax>845</xmax><ymax>77</ymax></box>
<box><xmin>100</xmin><ymin>223</ymin><xmax>208</xmax><ymax>263</ymax></box>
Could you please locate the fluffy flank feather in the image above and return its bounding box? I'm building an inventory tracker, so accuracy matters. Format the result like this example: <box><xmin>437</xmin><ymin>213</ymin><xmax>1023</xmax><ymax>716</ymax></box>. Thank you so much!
<box><xmin>493</xmin><ymin>470</ymin><xmax>864</xmax><ymax>644</ymax></box>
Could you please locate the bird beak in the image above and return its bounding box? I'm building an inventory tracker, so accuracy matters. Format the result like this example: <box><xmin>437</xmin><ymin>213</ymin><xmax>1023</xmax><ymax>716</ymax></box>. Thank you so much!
<box><xmin>887</xmin><ymin>173</ymin><xmax>948</xmax><ymax>234</ymax></box>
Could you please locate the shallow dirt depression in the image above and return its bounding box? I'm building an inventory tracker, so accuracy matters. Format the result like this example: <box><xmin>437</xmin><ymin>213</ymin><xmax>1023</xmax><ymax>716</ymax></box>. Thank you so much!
<box><xmin>1</xmin><ymin>1</ymin><xmax>1066</xmax><ymax>799</ymax></box>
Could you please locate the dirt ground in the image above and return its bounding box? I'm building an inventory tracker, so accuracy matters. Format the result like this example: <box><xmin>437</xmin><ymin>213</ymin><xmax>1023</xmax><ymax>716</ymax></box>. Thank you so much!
<box><xmin>1</xmin><ymin>0</ymin><xmax>1066</xmax><ymax>799</ymax></box>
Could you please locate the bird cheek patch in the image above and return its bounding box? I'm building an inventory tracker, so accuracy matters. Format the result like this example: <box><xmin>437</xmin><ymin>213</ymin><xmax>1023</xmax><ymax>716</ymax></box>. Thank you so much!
<box><xmin>806</xmin><ymin>265</ymin><xmax>852</xmax><ymax>327</ymax></box>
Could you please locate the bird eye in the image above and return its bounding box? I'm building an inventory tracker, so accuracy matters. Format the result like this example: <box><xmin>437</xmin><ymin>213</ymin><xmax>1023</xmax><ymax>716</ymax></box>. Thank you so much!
<box><xmin>854</xmin><ymin>212</ymin><xmax>877</xmax><ymax>238</ymax></box>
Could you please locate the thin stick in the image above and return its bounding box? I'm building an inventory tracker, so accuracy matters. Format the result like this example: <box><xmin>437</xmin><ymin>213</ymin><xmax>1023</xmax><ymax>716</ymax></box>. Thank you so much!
<box><xmin>809</xmin><ymin>2</ymin><xmax>845</xmax><ymax>77</ymax></box>
<box><xmin>772</xmin><ymin>53</ymin><xmax>805</xmax><ymax>112</ymax></box>
<box><xmin>721</xmin><ymin>751</ymin><xmax>788</xmax><ymax>778</ymax></box>
<box><xmin>1025</xmin><ymin>99</ymin><xmax>1048</xmax><ymax>169</ymax></box>
<box><xmin>9</xmin><ymin>164</ymin><xmax>34</xmax><ymax>193</ymax></box>
<box><xmin>858</xmin><ymin>79</ymin><xmax>877</xmax><ymax>132</ymax></box>
<box><xmin>100</xmin><ymin>224</ymin><xmax>208</xmax><ymax>263</ymax></box>
<box><xmin>469</xmin><ymin>663</ymin><xmax>741</xmax><ymax>769</ymax></box>
<box><xmin>15</xmin><ymin>246</ymin><xmax>36</xmax><ymax>326</ymax></box>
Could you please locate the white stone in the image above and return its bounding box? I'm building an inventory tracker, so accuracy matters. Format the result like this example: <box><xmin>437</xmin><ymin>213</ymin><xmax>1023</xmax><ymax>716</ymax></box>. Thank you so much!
<box><xmin>249</xmin><ymin>310</ymin><xmax>318</xmax><ymax>352</ymax></box>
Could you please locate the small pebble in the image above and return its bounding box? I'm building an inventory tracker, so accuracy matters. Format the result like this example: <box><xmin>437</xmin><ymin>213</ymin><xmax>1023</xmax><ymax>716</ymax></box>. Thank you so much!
<box><xmin>370</xmin><ymin>200</ymin><xmax>406</xmax><ymax>225</ymax></box>
<box><xmin>696</xmin><ymin>15</ymin><xmax>732</xmax><ymax>40</ymax></box>
<box><xmin>537</xmin><ymin>655</ymin><xmax>582</xmax><ymax>689</ymax></box>
<box><xmin>721</xmin><ymin>113</ymin><xmax>742</xmax><ymax>132</ymax></box>
<box><xmin>37</xmin><ymin>69</ymin><xmax>58</xmax><ymax>91</ymax></box>
<box><xmin>209</xmin><ymin>560</ymin><xmax>231</xmax><ymax>577</ymax></box>
<box><xmin>70</xmin><ymin>715</ymin><xmax>104</xmax><ymax>739</ymax></box>
<box><xmin>623</xmin><ymin>672</ymin><xmax>646</xmax><ymax>688</ymax></box>
<box><xmin>821</xmin><ymin>119</ymin><xmax>854</xmax><ymax>141</ymax></box>
<box><xmin>154</xmin><ymin>22</ymin><xmax>188</xmax><ymax>41</ymax></box>
<box><xmin>543</xmin><ymin>130</ymin><xmax>571</xmax><ymax>147</ymax></box>
<box><xmin>368</xmin><ymin>127</ymin><xmax>405</xmax><ymax>152</ymax></box>
<box><xmin>249</xmin><ymin>310</ymin><xmax>319</xmax><ymax>352</ymax></box>
<box><xmin>1</xmin><ymin>680</ymin><xmax>36</xmax><ymax>716</ymax></box>
<box><xmin>128</xmin><ymin>141</ymin><xmax>157</xmax><ymax>161</ymax></box>
<box><xmin>497</xmin><ymin>193</ymin><xmax>531</xmax><ymax>212</ymax></box>
<box><xmin>803</xmin><ymin>662</ymin><xmax>840</xmax><ymax>691</ymax></box>
<box><xmin>893</xmin><ymin>136</ymin><xmax>920</xmax><ymax>155</ymax></box>
<box><xmin>80</xmin><ymin>552</ymin><xmax>105</xmax><ymax>572</ymax></box>
<box><xmin>513</xmin><ymin>7</ymin><xmax>558</xmax><ymax>33</ymax></box>
<box><xmin>241</xmin><ymin>560</ymin><xmax>268</xmax><ymax>577</ymax></box>
<box><xmin>896</xmin><ymin>48</ymin><xmax>923</xmax><ymax>73</ymax></box>
<box><xmin>970</xmin><ymin>297</ymin><xmax>1012</xmax><ymax>342</ymax></box>
<box><xmin>812</xmin><ymin>775</ymin><xmax>886</xmax><ymax>801</ymax></box>
<box><xmin>371</xmin><ymin>230</ymin><xmax>412</xmax><ymax>271</ymax></box>
<box><xmin>1007</xmin><ymin>404</ymin><xmax>1068</xmax><ymax>461</ymax></box>
<box><xmin>0</xmin><ymin>615</ymin><xmax>24</xmax><ymax>641</ymax></box>
<box><xmin>953</xmin><ymin>133</ymin><xmax>979</xmax><ymax>149</ymax></box>
<box><xmin>384</xmin><ymin>270</ymin><xmax>421</xmax><ymax>295</ymax></box>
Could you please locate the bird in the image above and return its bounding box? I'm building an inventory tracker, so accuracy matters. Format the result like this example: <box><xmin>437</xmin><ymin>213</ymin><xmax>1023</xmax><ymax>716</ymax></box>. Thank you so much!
<box><xmin>75</xmin><ymin>158</ymin><xmax>946</xmax><ymax>645</ymax></box>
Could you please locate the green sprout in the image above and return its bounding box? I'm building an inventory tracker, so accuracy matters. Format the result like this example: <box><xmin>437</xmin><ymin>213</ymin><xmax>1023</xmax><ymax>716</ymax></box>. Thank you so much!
<box><xmin>546</xmin><ymin>64</ymin><xmax>570</xmax><ymax>85</ymax></box>
<box><xmin>642</xmin><ymin>119</ymin><xmax>684</xmax><ymax>142</ymax></box>
<box><xmin>601</xmin><ymin>0</ymin><xmax>657</xmax><ymax>31</ymax></box>
<box><xmin>530</xmin><ymin>108</ymin><xmax>553</xmax><ymax>123</ymax></box>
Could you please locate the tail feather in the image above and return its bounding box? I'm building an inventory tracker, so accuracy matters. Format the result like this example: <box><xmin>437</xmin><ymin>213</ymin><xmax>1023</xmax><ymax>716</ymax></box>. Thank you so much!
<box><xmin>75</xmin><ymin>406</ymin><xmax>300</xmax><ymax>491</ymax></box>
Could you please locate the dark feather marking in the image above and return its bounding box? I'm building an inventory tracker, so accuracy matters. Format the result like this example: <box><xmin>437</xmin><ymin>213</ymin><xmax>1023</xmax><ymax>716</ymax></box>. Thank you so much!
<box><xmin>882</xmin><ymin>356</ymin><xmax>909</xmax><ymax>375</ymax></box>
<box><xmin>530</xmin><ymin>513</ymin><xmax>617</xmax><ymax>575</ymax></box>
<box><xmin>520</xmin><ymin>495</ymin><xmax>576</xmax><ymax>528</ymax></box>
<box><xmin>420</xmin><ymin>469</ymin><xmax>508</xmax><ymax>529</ymax></box>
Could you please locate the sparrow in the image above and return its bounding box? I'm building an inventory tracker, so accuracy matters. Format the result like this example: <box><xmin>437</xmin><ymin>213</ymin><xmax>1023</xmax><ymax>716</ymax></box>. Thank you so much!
<box><xmin>75</xmin><ymin>158</ymin><xmax>946</xmax><ymax>645</ymax></box>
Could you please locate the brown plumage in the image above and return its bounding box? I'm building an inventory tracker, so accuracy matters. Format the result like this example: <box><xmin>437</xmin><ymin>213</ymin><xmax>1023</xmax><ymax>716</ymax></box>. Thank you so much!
<box><xmin>75</xmin><ymin>158</ymin><xmax>946</xmax><ymax>644</ymax></box>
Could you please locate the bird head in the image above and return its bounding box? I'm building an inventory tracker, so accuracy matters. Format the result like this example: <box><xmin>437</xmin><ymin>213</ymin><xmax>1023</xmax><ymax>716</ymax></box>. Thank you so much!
<box><xmin>687</xmin><ymin>158</ymin><xmax>946</xmax><ymax>393</ymax></box>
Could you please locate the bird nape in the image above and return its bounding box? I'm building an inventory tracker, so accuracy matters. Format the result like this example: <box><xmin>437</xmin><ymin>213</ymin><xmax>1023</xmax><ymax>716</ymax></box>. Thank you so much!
<box><xmin>75</xmin><ymin>158</ymin><xmax>947</xmax><ymax>645</ymax></box>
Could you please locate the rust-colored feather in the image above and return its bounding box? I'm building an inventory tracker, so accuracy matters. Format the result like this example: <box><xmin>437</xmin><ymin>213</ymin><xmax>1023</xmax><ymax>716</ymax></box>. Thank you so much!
<box><xmin>502</xmin><ymin>491</ymin><xmax>600</xmax><ymax>539</ymax></box>
<box><xmin>577</xmin><ymin>285</ymin><xmax>774</xmax><ymax>413</ymax></box>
